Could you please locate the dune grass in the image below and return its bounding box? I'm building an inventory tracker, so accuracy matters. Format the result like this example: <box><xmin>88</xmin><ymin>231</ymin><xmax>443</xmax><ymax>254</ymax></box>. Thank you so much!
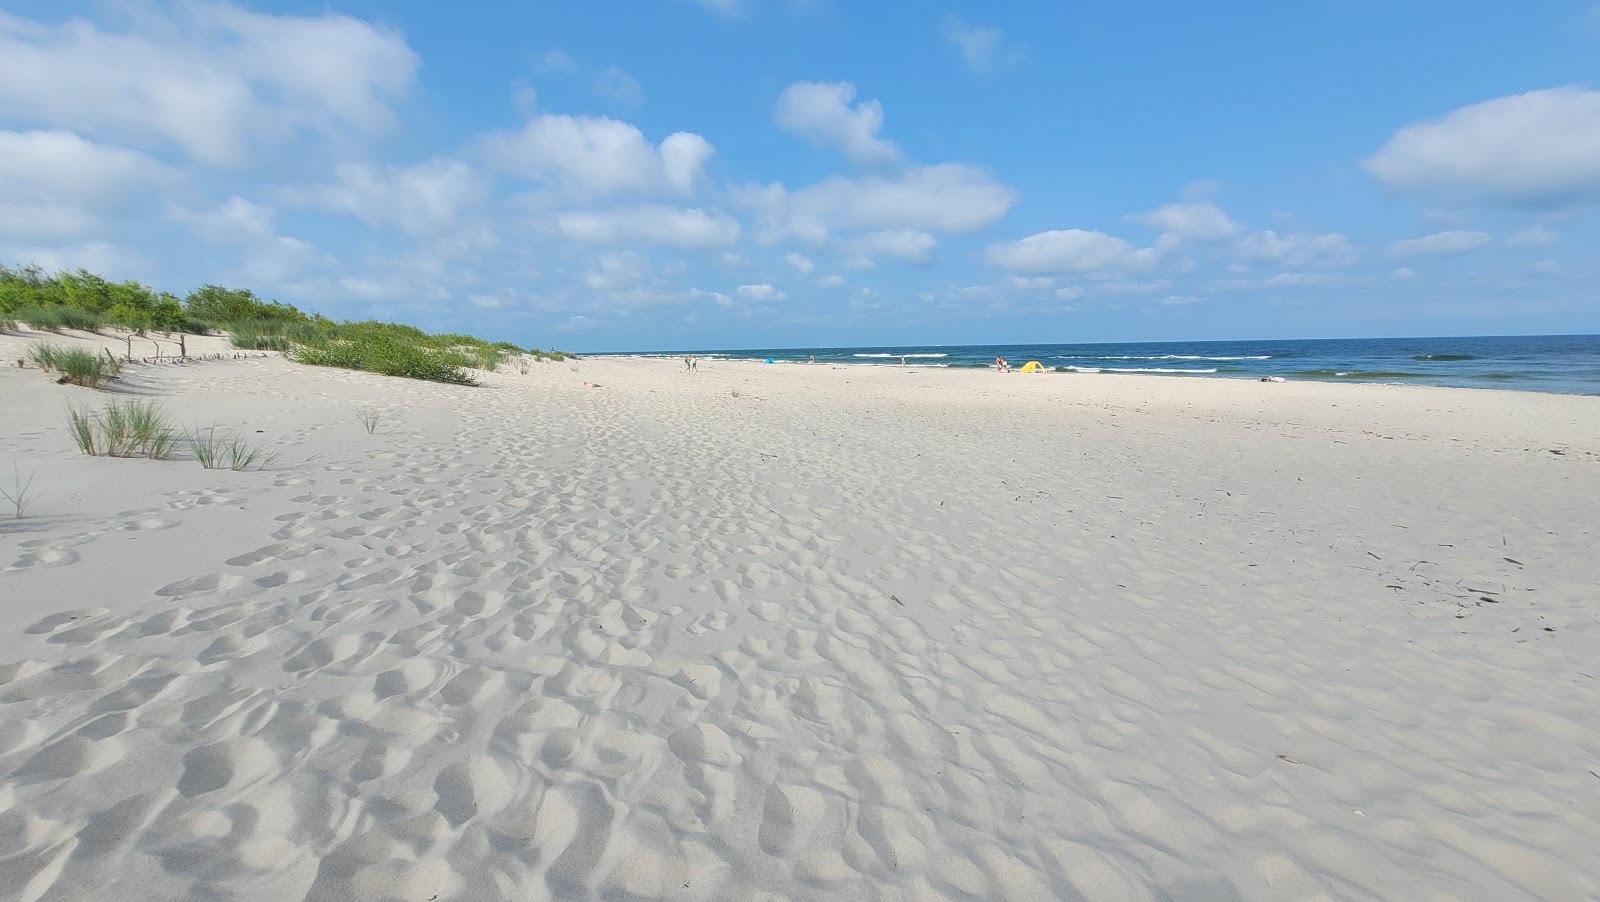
<box><xmin>31</xmin><ymin>343</ymin><xmax>120</xmax><ymax>388</ymax></box>
<box><xmin>66</xmin><ymin>400</ymin><xmax>177</xmax><ymax>458</ymax></box>
<box><xmin>357</xmin><ymin>409</ymin><xmax>382</xmax><ymax>434</ymax></box>
<box><xmin>186</xmin><ymin>427</ymin><xmax>280</xmax><ymax>471</ymax></box>
<box><xmin>6</xmin><ymin>263</ymin><xmax>572</xmax><ymax>385</ymax></box>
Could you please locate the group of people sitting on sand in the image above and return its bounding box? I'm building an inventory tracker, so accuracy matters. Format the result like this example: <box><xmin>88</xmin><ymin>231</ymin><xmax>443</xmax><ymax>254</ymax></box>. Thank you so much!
<box><xmin>994</xmin><ymin>356</ymin><xmax>1010</xmax><ymax>373</ymax></box>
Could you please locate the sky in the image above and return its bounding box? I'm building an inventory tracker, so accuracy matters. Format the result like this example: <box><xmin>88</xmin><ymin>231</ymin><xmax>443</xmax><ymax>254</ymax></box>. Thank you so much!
<box><xmin>2</xmin><ymin>1</ymin><xmax>1598</xmax><ymax>353</ymax></box>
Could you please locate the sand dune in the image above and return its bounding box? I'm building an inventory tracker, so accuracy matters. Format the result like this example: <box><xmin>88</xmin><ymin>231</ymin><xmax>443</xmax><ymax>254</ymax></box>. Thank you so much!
<box><xmin>2</xmin><ymin>329</ymin><xmax>1597</xmax><ymax>900</ymax></box>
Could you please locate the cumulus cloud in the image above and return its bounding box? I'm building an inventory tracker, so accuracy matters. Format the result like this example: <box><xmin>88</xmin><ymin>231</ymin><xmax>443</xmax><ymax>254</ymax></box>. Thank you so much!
<box><xmin>1237</xmin><ymin>230</ymin><xmax>1355</xmax><ymax>268</ymax></box>
<box><xmin>941</xmin><ymin>16</ymin><xmax>1023</xmax><ymax>73</ymax></box>
<box><xmin>1130</xmin><ymin>201</ymin><xmax>1240</xmax><ymax>241</ymax></box>
<box><xmin>555</xmin><ymin>206</ymin><xmax>741</xmax><ymax>249</ymax></box>
<box><xmin>985</xmin><ymin>229</ymin><xmax>1161</xmax><ymax>275</ymax></box>
<box><xmin>1365</xmin><ymin>87</ymin><xmax>1600</xmax><ymax>207</ymax></box>
<box><xmin>855</xmin><ymin>229</ymin><xmax>937</xmax><ymax>265</ymax></box>
<box><xmin>0</xmin><ymin>130</ymin><xmax>176</xmax><ymax>238</ymax></box>
<box><xmin>0</xmin><ymin>4</ymin><xmax>418</xmax><ymax>167</ymax></box>
<box><xmin>774</xmin><ymin>81</ymin><xmax>899</xmax><ymax>167</ymax></box>
<box><xmin>1387</xmin><ymin>230</ymin><xmax>1492</xmax><ymax>257</ymax></box>
<box><xmin>168</xmin><ymin>196</ymin><xmax>327</xmax><ymax>282</ymax></box>
<box><xmin>296</xmin><ymin>158</ymin><xmax>487</xmax><ymax>235</ymax></box>
<box><xmin>485</xmin><ymin>114</ymin><xmax>714</xmax><ymax>196</ymax></box>
<box><xmin>736</xmin><ymin>282</ymin><xmax>787</xmax><ymax>301</ymax></box>
<box><xmin>1159</xmin><ymin>295</ymin><xmax>1204</xmax><ymax>306</ymax></box>
<box><xmin>740</xmin><ymin>163</ymin><xmax>1016</xmax><ymax>242</ymax></box>
<box><xmin>817</xmin><ymin>274</ymin><xmax>846</xmax><ymax>288</ymax></box>
<box><xmin>784</xmin><ymin>252</ymin><xmax>815</xmax><ymax>273</ymax></box>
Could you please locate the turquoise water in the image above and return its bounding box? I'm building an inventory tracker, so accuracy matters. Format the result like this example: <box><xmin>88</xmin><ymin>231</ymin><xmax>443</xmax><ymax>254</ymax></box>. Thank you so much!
<box><xmin>610</xmin><ymin>335</ymin><xmax>1600</xmax><ymax>396</ymax></box>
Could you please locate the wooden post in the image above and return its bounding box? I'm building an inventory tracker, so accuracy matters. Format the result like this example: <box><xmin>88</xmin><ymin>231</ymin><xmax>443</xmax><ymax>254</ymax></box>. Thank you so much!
<box><xmin>180</xmin><ymin>334</ymin><xmax>187</xmax><ymax>359</ymax></box>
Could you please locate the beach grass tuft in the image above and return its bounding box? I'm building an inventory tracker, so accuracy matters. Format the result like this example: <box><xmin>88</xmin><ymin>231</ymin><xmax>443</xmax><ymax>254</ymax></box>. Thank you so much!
<box><xmin>65</xmin><ymin>400</ymin><xmax>177</xmax><ymax>458</ymax></box>
<box><xmin>357</xmin><ymin>409</ymin><xmax>382</xmax><ymax>434</ymax></box>
<box><xmin>187</xmin><ymin>427</ymin><xmax>281</xmax><ymax>471</ymax></box>
<box><xmin>55</xmin><ymin>348</ymin><xmax>121</xmax><ymax>388</ymax></box>
<box><xmin>27</xmin><ymin>342</ymin><xmax>59</xmax><ymax>371</ymax></box>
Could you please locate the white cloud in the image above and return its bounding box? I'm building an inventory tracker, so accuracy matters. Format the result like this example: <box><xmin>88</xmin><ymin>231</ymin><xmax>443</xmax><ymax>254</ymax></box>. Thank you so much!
<box><xmin>1387</xmin><ymin>230</ymin><xmax>1492</xmax><ymax>257</ymax></box>
<box><xmin>1159</xmin><ymin>295</ymin><xmax>1204</xmax><ymax>306</ymax></box>
<box><xmin>0</xmin><ymin>130</ymin><xmax>176</xmax><ymax>238</ymax></box>
<box><xmin>817</xmin><ymin>274</ymin><xmax>845</xmax><ymax>288</ymax></box>
<box><xmin>1365</xmin><ymin>87</ymin><xmax>1600</xmax><ymax>207</ymax></box>
<box><xmin>1506</xmin><ymin>226</ymin><xmax>1558</xmax><ymax>248</ymax></box>
<box><xmin>741</xmin><ymin>163</ymin><xmax>1016</xmax><ymax>241</ymax></box>
<box><xmin>169</xmin><ymin>196</ymin><xmax>327</xmax><ymax>282</ymax></box>
<box><xmin>0</xmin><ymin>5</ymin><xmax>417</xmax><ymax>167</ymax></box>
<box><xmin>485</xmin><ymin>114</ymin><xmax>714</xmax><ymax>197</ymax></box>
<box><xmin>1130</xmin><ymin>201</ymin><xmax>1240</xmax><ymax>241</ymax></box>
<box><xmin>582</xmin><ymin>251</ymin><xmax>651</xmax><ymax>291</ymax></box>
<box><xmin>1008</xmin><ymin>275</ymin><xmax>1056</xmax><ymax>291</ymax></box>
<box><xmin>736</xmin><ymin>282</ymin><xmax>787</xmax><ymax>301</ymax></box>
<box><xmin>555</xmin><ymin>206</ymin><xmax>741</xmax><ymax>249</ymax></box>
<box><xmin>855</xmin><ymin>229</ymin><xmax>937</xmax><ymax>265</ymax></box>
<box><xmin>690</xmin><ymin>288</ymin><xmax>734</xmax><ymax>307</ymax></box>
<box><xmin>774</xmin><ymin>81</ymin><xmax>899</xmax><ymax>167</ymax></box>
<box><xmin>1391</xmin><ymin>267</ymin><xmax>1416</xmax><ymax>281</ymax></box>
<box><xmin>986</xmin><ymin>229</ymin><xmax>1161</xmax><ymax>275</ymax></box>
<box><xmin>1237</xmin><ymin>230</ymin><xmax>1355</xmax><ymax>268</ymax></box>
<box><xmin>298</xmin><ymin>158</ymin><xmax>487</xmax><ymax>235</ymax></box>
<box><xmin>1055</xmin><ymin>286</ymin><xmax>1085</xmax><ymax>301</ymax></box>
<box><xmin>941</xmin><ymin>16</ymin><xmax>1022</xmax><ymax>73</ymax></box>
<box><xmin>594</xmin><ymin>65</ymin><xmax>643</xmax><ymax>103</ymax></box>
<box><xmin>784</xmin><ymin>252</ymin><xmax>815</xmax><ymax>273</ymax></box>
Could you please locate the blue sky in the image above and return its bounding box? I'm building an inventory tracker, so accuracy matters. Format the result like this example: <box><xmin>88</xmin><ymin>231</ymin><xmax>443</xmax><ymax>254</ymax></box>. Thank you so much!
<box><xmin>2</xmin><ymin>1</ymin><xmax>1598</xmax><ymax>352</ymax></box>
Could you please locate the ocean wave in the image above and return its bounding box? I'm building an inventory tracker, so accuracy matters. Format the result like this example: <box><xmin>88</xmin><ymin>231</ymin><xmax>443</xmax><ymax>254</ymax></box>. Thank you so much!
<box><xmin>1294</xmin><ymin>370</ymin><xmax>1427</xmax><ymax>379</ymax></box>
<box><xmin>1413</xmin><ymin>354</ymin><xmax>1479</xmax><ymax>361</ymax></box>
<box><xmin>1053</xmin><ymin>354</ymin><xmax>1270</xmax><ymax>361</ymax></box>
<box><xmin>853</xmin><ymin>353</ymin><xmax>948</xmax><ymax>358</ymax></box>
<box><xmin>1066</xmin><ymin>366</ymin><xmax>1218</xmax><ymax>374</ymax></box>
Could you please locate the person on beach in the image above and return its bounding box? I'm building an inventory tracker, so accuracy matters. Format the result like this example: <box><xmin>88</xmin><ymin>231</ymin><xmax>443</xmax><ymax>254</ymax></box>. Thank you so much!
<box><xmin>691</xmin><ymin>356</ymin><xmax>697</xmax><ymax>371</ymax></box>
<box><xmin>684</xmin><ymin>355</ymin><xmax>691</xmax><ymax>371</ymax></box>
<box><xmin>900</xmin><ymin>355</ymin><xmax>906</xmax><ymax>366</ymax></box>
<box><xmin>809</xmin><ymin>354</ymin><xmax>815</xmax><ymax>364</ymax></box>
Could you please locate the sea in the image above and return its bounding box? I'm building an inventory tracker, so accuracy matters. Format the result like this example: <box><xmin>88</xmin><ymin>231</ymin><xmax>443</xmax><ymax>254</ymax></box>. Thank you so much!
<box><xmin>603</xmin><ymin>335</ymin><xmax>1600</xmax><ymax>396</ymax></box>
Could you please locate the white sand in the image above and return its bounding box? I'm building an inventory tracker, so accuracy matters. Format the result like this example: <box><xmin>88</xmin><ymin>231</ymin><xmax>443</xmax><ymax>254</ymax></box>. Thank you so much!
<box><xmin>2</xmin><ymin>327</ymin><xmax>1597</xmax><ymax>901</ymax></box>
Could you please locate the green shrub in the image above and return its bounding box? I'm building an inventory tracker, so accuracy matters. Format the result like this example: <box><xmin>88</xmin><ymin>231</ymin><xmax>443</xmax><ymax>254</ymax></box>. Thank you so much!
<box><xmin>292</xmin><ymin>331</ymin><xmax>478</xmax><ymax>385</ymax></box>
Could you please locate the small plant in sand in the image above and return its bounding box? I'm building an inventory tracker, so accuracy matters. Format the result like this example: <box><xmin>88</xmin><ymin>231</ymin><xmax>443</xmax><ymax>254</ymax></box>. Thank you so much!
<box><xmin>27</xmin><ymin>342</ymin><xmax>59</xmax><ymax>371</ymax></box>
<box><xmin>0</xmin><ymin>318</ymin><xmax>17</xmax><ymax>333</ymax></box>
<box><xmin>65</xmin><ymin>400</ymin><xmax>178</xmax><ymax>458</ymax></box>
<box><xmin>1</xmin><ymin>461</ymin><xmax>41</xmax><ymax>518</ymax></box>
<box><xmin>186</xmin><ymin>427</ymin><xmax>280</xmax><ymax>471</ymax></box>
<box><xmin>476</xmin><ymin>346</ymin><xmax>502</xmax><ymax>372</ymax></box>
<box><xmin>516</xmin><ymin>356</ymin><xmax>530</xmax><ymax>375</ymax></box>
<box><xmin>357</xmin><ymin>409</ymin><xmax>382</xmax><ymax>434</ymax></box>
<box><xmin>730</xmin><ymin>387</ymin><xmax>742</xmax><ymax>398</ymax></box>
<box><xmin>54</xmin><ymin>348</ymin><xmax>121</xmax><ymax>388</ymax></box>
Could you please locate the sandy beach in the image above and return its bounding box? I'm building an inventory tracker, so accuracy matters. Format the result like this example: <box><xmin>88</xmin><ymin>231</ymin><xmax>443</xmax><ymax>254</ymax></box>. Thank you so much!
<box><xmin>1</xmin><ymin>329</ymin><xmax>1597</xmax><ymax>901</ymax></box>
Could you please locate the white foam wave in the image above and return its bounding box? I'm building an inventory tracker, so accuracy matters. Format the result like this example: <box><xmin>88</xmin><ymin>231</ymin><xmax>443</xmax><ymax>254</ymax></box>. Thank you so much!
<box><xmin>853</xmin><ymin>353</ymin><xmax>948</xmax><ymax>358</ymax></box>
<box><xmin>1054</xmin><ymin>354</ymin><xmax>1269</xmax><ymax>361</ymax></box>
<box><xmin>1066</xmin><ymin>366</ymin><xmax>1218</xmax><ymax>374</ymax></box>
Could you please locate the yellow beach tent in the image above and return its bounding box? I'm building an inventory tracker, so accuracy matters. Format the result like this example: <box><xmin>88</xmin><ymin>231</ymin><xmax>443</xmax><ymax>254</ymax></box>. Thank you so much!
<box><xmin>1019</xmin><ymin>360</ymin><xmax>1045</xmax><ymax>373</ymax></box>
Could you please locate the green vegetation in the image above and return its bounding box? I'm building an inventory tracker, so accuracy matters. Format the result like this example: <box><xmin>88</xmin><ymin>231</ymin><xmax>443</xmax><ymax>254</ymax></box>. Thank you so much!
<box><xmin>29</xmin><ymin>343</ymin><xmax>121</xmax><ymax>388</ymax></box>
<box><xmin>186</xmin><ymin>427</ymin><xmax>279</xmax><ymax>471</ymax></box>
<box><xmin>66</xmin><ymin>400</ymin><xmax>178</xmax><ymax>458</ymax></box>
<box><xmin>4</xmin><ymin>263</ymin><xmax>573</xmax><ymax>385</ymax></box>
